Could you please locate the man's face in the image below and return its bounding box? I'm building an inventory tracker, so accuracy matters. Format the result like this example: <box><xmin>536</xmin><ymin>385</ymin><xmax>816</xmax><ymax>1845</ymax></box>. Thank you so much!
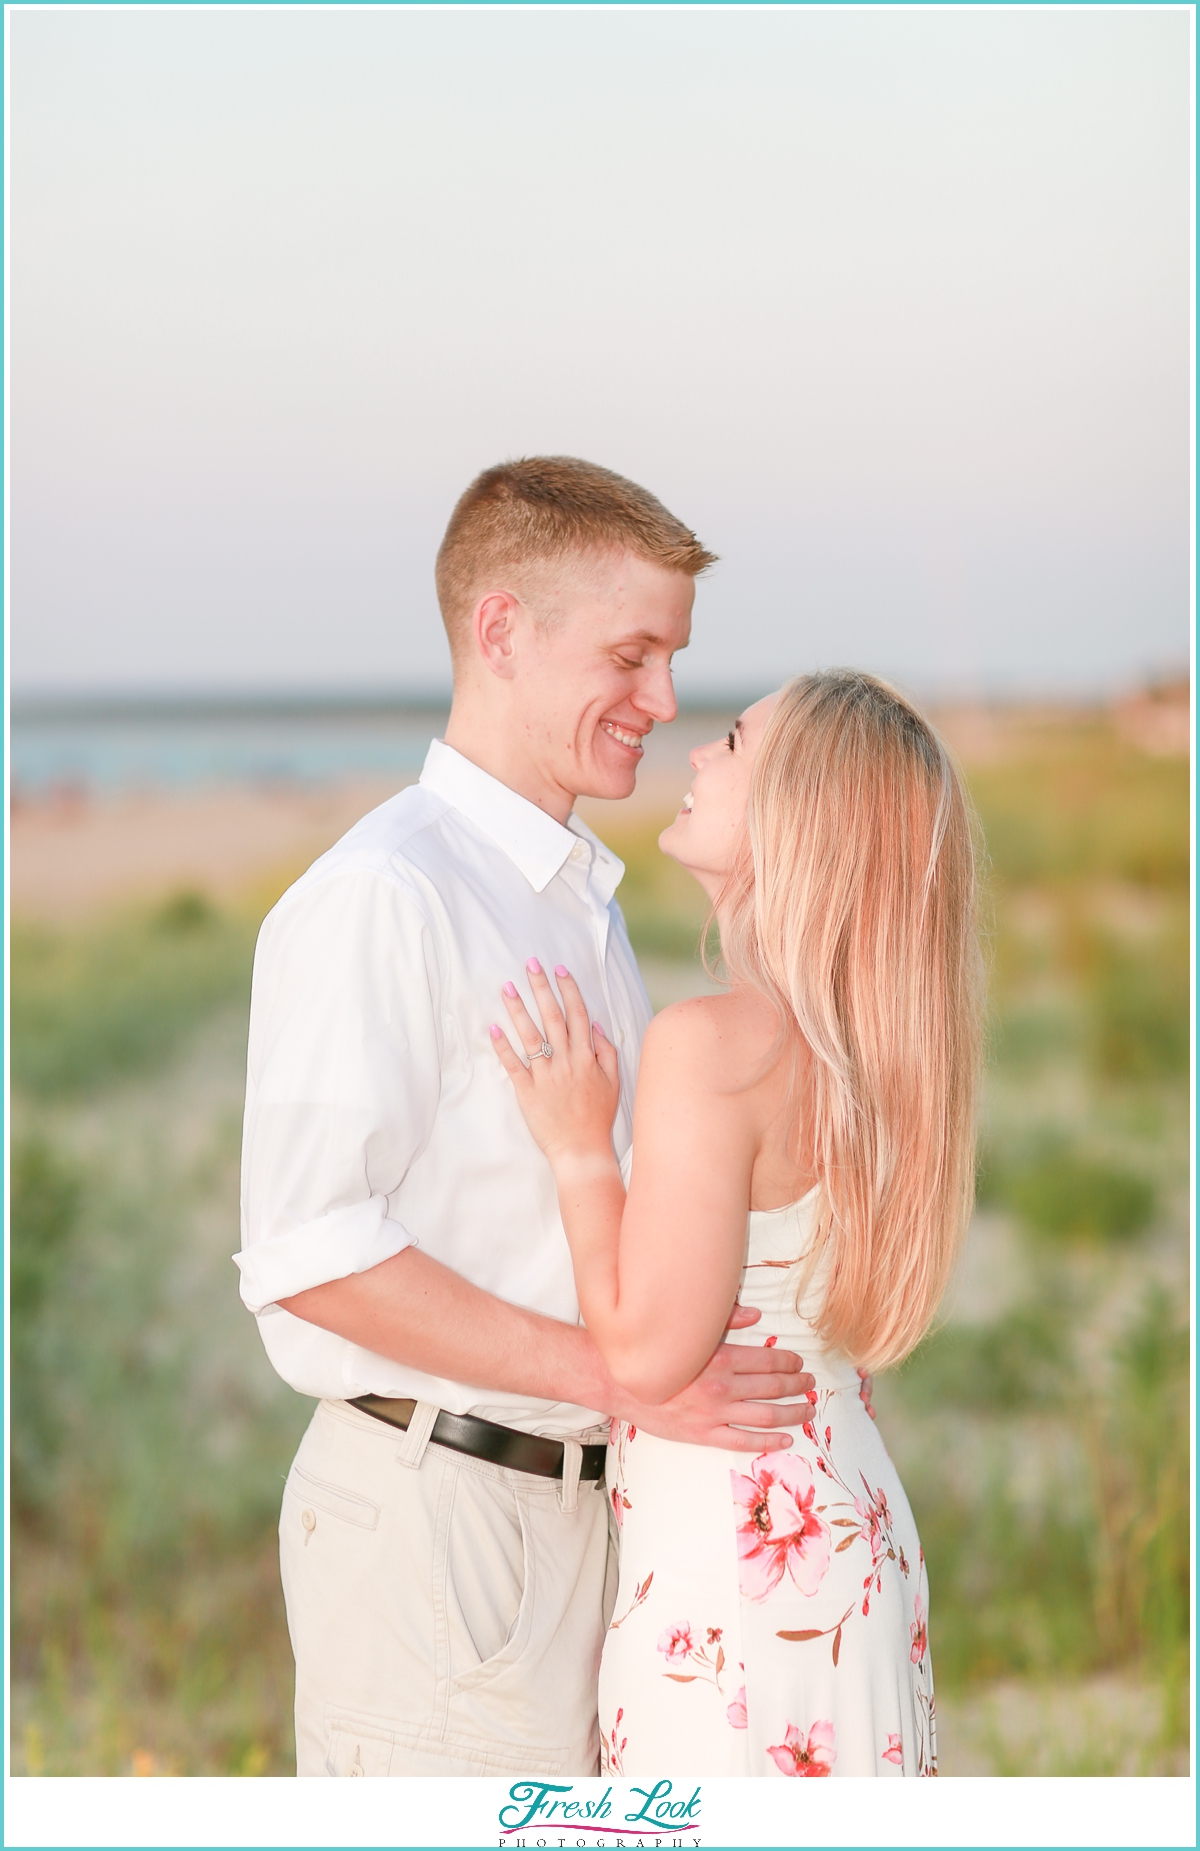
<box><xmin>511</xmin><ymin>552</ymin><xmax>694</xmax><ymax>808</ymax></box>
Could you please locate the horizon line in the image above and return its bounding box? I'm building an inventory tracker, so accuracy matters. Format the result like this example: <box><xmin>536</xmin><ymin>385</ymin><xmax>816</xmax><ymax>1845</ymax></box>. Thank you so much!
<box><xmin>9</xmin><ymin>667</ymin><xmax>1190</xmax><ymax>724</ymax></box>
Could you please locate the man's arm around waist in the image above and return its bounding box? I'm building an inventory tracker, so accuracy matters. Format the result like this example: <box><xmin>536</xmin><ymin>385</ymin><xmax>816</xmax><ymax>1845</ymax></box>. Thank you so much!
<box><xmin>280</xmin><ymin>1246</ymin><xmax>815</xmax><ymax>1453</ymax></box>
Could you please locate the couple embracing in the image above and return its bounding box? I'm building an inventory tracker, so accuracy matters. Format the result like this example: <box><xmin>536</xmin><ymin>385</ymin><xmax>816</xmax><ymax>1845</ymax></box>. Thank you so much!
<box><xmin>237</xmin><ymin>456</ymin><xmax>981</xmax><ymax>1780</ymax></box>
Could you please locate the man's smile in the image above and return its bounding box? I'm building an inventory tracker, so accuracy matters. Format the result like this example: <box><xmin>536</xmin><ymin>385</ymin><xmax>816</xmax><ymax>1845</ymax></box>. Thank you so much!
<box><xmin>602</xmin><ymin>720</ymin><xmax>646</xmax><ymax>754</ymax></box>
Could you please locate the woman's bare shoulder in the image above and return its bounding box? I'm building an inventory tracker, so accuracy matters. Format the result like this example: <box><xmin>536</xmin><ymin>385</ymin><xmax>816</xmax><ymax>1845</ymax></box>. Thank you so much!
<box><xmin>641</xmin><ymin>987</ymin><xmax>784</xmax><ymax>1090</ymax></box>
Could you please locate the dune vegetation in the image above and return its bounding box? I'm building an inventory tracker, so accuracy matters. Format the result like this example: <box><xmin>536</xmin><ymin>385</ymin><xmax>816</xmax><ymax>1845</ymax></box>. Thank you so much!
<box><xmin>9</xmin><ymin>712</ymin><xmax>1189</xmax><ymax>1775</ymax></box>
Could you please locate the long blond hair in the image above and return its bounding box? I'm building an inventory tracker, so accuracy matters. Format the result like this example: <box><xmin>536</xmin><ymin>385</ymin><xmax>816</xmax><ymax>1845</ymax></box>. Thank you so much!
<box><xmin>719</xmin><ymin>670</ymin><xmax>984</xmax><ymax>1372</ymax></box>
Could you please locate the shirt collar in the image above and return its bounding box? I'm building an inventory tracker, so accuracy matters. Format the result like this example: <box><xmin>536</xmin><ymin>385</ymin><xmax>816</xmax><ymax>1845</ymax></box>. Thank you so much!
<box><xmin>565</xmin><ymin>811</ymin><xmax>625</xmax><ymax>908</ymax></box>
<box><xmin>420</xmin><ymin>739</ymin><xmax>624</xmax><ymax>901</ymax></box>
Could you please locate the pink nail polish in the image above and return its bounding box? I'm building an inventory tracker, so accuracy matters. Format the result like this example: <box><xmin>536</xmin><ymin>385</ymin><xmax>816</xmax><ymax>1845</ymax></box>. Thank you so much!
<box><xmin>489</xmin><ymin>1023</ymin><xmax>502</xmax><ymax>1037</ymax></box>
<box><xmin>554</xmin><ymin>964</ymin><xmax>569</xmax><ymax>978</ymax></box>
<box><xmin>593</xmin><ymin>1021</ymin><xmax>606</xmax><ymax>1038</ymax></box>
<box><xmin>527</xmin><ymin>957</ymin><xmax>542</xmax><ymax>973</ymax></box>
<box><xmin>503</xmin><ymin>981</ymin><xmax>517</xmax><ymax>998</ymax></box>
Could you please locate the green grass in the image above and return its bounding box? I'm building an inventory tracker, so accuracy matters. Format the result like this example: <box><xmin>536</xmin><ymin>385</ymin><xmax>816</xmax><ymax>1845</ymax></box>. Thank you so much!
<box><xmin>967</xmin><ymin>725</ymin><xmax>1189</xmax><ymax>889</ymax></box>
<box><xmin>892</xmin><ymin>1281</ymin><xmax>1190</xmax><ymax>1688</ymax></box>
<box><xmin>10</xmin><ymin>975</ymin><xmax>310</xmax><ymax>1775</ymax></box>
<box><xmin>978</xmin><ymin>1137</ymin><xmax>1157</xmax><ymax>1243</ymax></box>
<box><xmin>11</xmin><ymin>891</ymin><xmax>257</xmax><ymax>1097</ymax></box>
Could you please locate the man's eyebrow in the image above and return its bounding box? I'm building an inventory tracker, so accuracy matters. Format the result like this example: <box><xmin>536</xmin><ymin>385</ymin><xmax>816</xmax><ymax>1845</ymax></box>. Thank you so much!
<box><xmin>615</xmin><ymin>628</ymin><xmax>681</xmax><ymax>647</ymax></box>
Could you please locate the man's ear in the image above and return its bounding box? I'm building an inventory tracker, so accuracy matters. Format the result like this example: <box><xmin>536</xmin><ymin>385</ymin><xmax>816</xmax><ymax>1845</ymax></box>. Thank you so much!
<box><xmin>472</xmin><ymin>590</ymin><xmax>523</xmax><ymax>680</ymax></box>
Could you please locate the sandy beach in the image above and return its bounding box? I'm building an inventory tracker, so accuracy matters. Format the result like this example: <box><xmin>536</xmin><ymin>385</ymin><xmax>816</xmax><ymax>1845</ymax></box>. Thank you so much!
<box><xmin>10</xmin><ymin>688</ymin><xmax>1187</xmax><ymax>922</ymax></box>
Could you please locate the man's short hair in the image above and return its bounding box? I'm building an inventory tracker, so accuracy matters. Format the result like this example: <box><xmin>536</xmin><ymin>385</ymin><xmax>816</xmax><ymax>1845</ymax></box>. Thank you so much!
<box><xmin>435</xmin><ymin>456</ymin><xmax>717</xmax><ymax>661</ymax></box>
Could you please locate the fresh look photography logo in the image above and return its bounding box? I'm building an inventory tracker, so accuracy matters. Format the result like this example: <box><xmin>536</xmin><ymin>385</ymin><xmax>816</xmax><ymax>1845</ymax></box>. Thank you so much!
<box><xmin>498</xmin><ymin>1778</ymin><xmax>703</xmax><ymax>1846</ymax></box>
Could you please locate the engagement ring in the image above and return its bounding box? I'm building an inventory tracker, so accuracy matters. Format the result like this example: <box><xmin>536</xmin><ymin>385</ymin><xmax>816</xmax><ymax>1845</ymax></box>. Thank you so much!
<box><xmin>529</xmin><ymin>1040</ymin><xmax>554</xmax><ymax>1061</ymax></box>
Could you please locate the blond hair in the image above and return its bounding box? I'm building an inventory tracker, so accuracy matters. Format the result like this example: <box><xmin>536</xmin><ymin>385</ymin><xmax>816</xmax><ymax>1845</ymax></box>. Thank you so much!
<box><xmin>435</xmin><ymin>456</ymin><xmax>716</xmax><ymax>662</ymax></box>
<box><xmin>721</xmin><ymin>670</ymin><xmax>983</xmax><ymax>1372</ymax></box>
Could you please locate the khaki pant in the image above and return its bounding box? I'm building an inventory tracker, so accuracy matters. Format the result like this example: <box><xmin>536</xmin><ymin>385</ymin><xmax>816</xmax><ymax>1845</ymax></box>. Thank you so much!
<box><xmin>279</xmin><ymin>1398</ymin><xmax>615</xmax><ymax>1776</ymax></box>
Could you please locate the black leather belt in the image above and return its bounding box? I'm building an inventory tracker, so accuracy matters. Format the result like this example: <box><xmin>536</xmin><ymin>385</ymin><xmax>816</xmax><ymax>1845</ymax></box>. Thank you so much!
<box><xmin>348</xmin><ymin>1395</ymin><xmax>607</xmax><ymax>1482</ymax></box>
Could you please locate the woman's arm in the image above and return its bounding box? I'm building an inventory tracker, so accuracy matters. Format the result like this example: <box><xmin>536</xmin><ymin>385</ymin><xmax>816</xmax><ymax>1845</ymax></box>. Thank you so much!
<box><xmin>279</xmin><ymin>1241</ymin><xmax>816</xmax><ymax>1447</ymax></box>
<box><xmin>492</xmin><ymin>963</ymin><xmax>757</xmax><ymax>1403</ymax></box>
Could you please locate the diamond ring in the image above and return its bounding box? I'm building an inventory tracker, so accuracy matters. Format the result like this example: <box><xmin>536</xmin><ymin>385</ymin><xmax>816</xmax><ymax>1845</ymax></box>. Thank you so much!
<box><xmin>529</xmin><ymin>1040</ymin><xmax>554</xmax><ymax>1061</ymax></box>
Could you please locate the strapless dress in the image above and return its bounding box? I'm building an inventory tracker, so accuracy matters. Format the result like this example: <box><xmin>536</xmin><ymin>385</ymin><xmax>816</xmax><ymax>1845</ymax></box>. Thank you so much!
<box><xmin>598</xmin><ymin>1186</ymin><xmax>936</xmax><ymax>1777</ymax></box>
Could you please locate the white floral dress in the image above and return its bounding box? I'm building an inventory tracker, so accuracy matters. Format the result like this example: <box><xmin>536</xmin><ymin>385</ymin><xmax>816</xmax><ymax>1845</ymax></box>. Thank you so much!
<box><xmin>599</xmin><ymin>1187</ymin><xmax>936</xmax><ymax>1779</ymax></box>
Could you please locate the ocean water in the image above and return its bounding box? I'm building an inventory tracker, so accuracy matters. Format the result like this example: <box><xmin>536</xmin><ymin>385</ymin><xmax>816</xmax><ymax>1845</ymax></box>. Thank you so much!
<box><xmin>9</xmin><ymin>706</ymin><xmax>451</xmax><ymax>795</ymax></box>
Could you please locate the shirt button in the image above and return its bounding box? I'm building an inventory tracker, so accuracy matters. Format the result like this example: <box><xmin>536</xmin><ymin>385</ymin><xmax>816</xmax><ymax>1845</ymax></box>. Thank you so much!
<box><xmin>571</xmin><ymin>841</ymin><xmax>587</xmax><ymax>861</ymax></box>
<box><xmin>619</xmin><ymin>1030</ymin><xmax>627</xmax><ymax>1046</ymax></box>
<box><xmin>301</xmin><ymin>1508</ymin><xmax>316</xmax><ymax>1533</ymax></box>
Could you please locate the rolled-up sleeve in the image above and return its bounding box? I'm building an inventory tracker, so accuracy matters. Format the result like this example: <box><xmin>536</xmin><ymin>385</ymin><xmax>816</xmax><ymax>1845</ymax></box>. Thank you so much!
<box><xmin>236</xmin><ymin>867</ymin><xmax>442</xmax><ymax>1314</ymax></box>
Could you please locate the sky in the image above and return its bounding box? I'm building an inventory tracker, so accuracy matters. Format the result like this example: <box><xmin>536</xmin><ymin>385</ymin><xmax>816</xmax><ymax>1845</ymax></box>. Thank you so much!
<box><xmin>10</xmin><ymin>6</ymin><xmax>1193</xmax><ymax>703</ymax></box>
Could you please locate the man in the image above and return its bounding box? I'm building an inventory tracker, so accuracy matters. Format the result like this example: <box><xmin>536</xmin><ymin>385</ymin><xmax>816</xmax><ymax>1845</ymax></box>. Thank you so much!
<box><xmin>237</xmin><ymin>456</ymin><xmax>816</xmax><ymax>1779</ymax></box>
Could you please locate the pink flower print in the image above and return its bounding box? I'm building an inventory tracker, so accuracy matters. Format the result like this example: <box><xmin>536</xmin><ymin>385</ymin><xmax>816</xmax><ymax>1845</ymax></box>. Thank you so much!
<box><xmin>767</xmin><ymin>1719</ymin><xmax>836</xmax><ymax>1777</ymax></box>
<box><xmin>731</xmin><ymin>1453</ymin><xmax>831</xmax><ymax>1602</ymax></box>
<box><xmin>854</xmin><ymin>1484</ymin><xmax>892</xmax><ymax>1567</ymax></box>
<box><xmin>608</xmin><ymin>1423</ymin><xmax>633</xmax><ymax>1529</ymax></box>
<box><xmin>609</xmin><ymin>1571</ymin><xmax>653</xmax><ymax>1633</ymax></box>
<box><xmin>910</xmin><ymin>1595</ymin><xmax>928</xmax><ymax>1665</ymax></box>
<box><xmin>726</xmin><ymin>1687</ymin><xmax>748</xmax><ymax>1730</ymax></box>
<box><xmin>602</xmin><ymin>1709</ymin><xmax>627</xmax><ymax>1776</ymax></box>
<box><xmin>657</xmin><ymin>1621</ymin><xmax>695</xmax><ymax>1664</ymax></box>
<box><xmin>854</xmin><ymin>1494</ymin><xmax>883</xmax><ymax>1564</ymax></box>
<box><xmin>882</xmin><ymin>1733</ymin><xmax>903</xmax><ymax>1766</ymax></box>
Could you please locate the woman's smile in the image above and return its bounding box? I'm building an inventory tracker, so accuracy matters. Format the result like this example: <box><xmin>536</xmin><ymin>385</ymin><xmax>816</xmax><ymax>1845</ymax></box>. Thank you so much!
<box><xmin>658</xmin><ymin>692</ymin><xmax>779</xmax><ymax>894</ymax></box>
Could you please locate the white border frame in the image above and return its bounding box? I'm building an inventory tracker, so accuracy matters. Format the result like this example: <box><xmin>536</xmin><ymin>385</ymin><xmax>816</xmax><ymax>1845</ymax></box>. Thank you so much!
<box><xmin>2</xmin><ymin>6</ymin><xmax>1195</xmax><ymax>1848</ymax></box>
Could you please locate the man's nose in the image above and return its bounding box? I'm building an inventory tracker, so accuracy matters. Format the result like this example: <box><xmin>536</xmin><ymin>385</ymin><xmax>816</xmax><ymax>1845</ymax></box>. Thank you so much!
<box><xmin>633</xmin><ymin>661</ymin><xmax>678</xmax><ymax>725</ymax></box>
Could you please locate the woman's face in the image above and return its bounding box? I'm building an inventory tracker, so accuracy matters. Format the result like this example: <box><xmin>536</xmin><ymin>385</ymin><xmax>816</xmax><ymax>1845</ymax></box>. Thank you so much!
<box><xmin>659</xmin><ymin>692</ymin><xmax>779</xmax><ymax>893</ymax></box>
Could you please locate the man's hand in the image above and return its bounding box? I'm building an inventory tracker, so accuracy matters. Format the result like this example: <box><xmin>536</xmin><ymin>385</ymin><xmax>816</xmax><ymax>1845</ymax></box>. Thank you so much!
<box><xmin>609</xmin><ymin>1303</ymin><xmax>816</xmax><ymax>1453</ymax></box>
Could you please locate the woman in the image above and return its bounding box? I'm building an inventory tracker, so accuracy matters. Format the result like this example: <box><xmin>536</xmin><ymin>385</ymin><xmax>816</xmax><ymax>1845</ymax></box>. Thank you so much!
<box><xmin>489</xmin><ymin>670</ymin><xmax>982</xmax><ymax>1779</ymax></box>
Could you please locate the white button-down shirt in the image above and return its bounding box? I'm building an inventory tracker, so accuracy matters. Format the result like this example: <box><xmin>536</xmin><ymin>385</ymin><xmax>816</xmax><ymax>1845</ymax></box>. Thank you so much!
<box><xmin>237</xmin><ymin>739</ymin><xmax>652</xmax><ymax>1437</ymax></box>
